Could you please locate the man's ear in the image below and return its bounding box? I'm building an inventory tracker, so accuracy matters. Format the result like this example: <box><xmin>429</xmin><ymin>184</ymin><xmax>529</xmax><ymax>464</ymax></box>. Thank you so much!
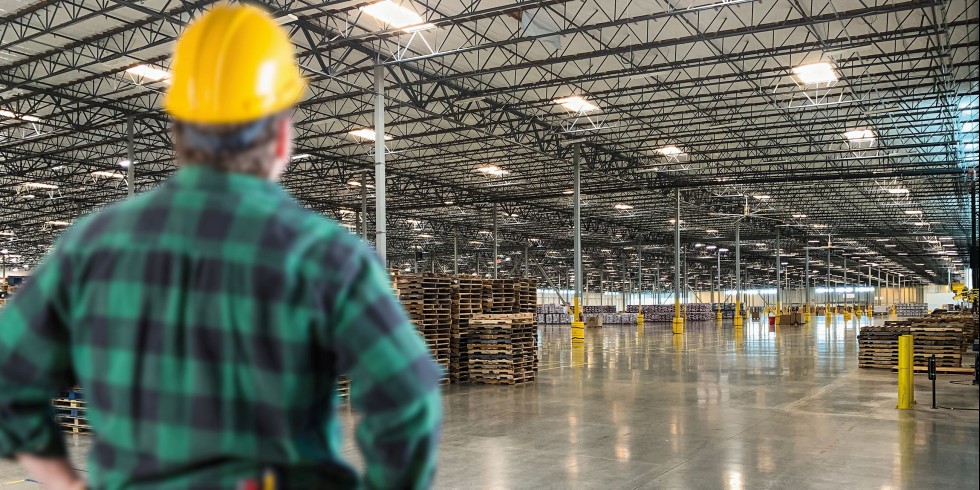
<box><xmin>275</xmin><ymin>117</ymin><xmax>290</xmax><ymax>160</ymax></box>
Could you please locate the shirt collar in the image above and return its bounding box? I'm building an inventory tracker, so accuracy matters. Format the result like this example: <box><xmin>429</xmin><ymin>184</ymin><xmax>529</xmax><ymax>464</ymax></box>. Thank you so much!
<box><xmin>169</xmin><ymin>165</ymin><xmax>290</xmax><ymax>198</ymax></box>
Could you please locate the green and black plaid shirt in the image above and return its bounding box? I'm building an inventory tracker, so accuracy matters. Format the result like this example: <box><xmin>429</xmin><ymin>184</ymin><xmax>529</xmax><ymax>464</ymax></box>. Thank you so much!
<box><xmin>0</xmin><ymin>165</ymin><xmax>443</xmax><ymax>489</ymax></box>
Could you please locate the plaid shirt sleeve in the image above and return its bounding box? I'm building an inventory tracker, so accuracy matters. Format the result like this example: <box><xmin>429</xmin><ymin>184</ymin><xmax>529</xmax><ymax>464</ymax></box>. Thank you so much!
<box><xmin>326</xmin><ymin>241</ymin><xmax>443</xmax><ymax>489</ymax></box>
<box><xmin>0</xmin><ymin>244</ymin><xmax>74</xmax><ymax>458</ymax></box>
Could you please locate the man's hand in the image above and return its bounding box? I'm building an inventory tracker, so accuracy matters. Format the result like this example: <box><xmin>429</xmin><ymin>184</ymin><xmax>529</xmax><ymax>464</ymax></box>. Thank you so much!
<box><xmin>16</xmin><ymin>453</ymin><xmax>85</xmax><ymax>489</ymax></box>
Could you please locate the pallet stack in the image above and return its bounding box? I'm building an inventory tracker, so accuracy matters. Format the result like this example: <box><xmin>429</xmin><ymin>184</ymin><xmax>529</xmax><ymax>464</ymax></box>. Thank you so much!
<box><xmin>53</xmin><ymin>388</ymin><xmax>89</xmax><ymax>434</ymax></box>
<box><xmin>858</xmin><ymin>321</ymin><xmax>965</xmax><ymax>369</ymax></box>
<box><xmin>536</xmin><ymin>304</ymin><xmax>572</xmax><ymax>324</ymax></box>
<box><xmin>857</xmin><ymin>325</ymin><xmax>904</xmax><ymax>368</ymax></box>
<box><xmin>517</xmin><ymin>279</ymin><xmax>537</xmax><ymax>313</ymax></box>
<box><xmin>485</xmin><ymin>279</ymin><xmax>517</xmax><ymax>313</ymax></box>
<box><xmin>468</xmin><ymin>313</ymin><xmax>536</xmax><ymax>385</ymax></box>
<box><xmin>337</xmin><ymin>376</ymin><xmax>350</xmax><ymax>399</ymax></box>
<box><xmin>451</xmin><ymin>277</ymin><xmax>484</xmax><ymax>382</ymax></box>
<box><xmin>896</xmin><ymin>303</ymin><xmax>928</xmax><ymax>317</ymax></box>
<box><xmin>396</xmin><ymin>274</ymin><xmax>451</xmax><ymax>384</ymax></box>
<box><xmin>420</xmin><ymin>275</ymin><xmax>452</xmax><ymax>380</ymax></box>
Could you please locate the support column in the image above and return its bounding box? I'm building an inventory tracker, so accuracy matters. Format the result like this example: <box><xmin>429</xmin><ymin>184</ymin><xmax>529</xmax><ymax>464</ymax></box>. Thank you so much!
<box><xmin>572</xmin><ymin>144</ymin><xmax>584</xmax><ymax>341</ymax></box>
<box><xmin>127</xmin><ymin>116</ymin><xmax>135</xmax><ymax>197</ymax></box>
<box><xmin>637</xmin><ymin>244</ymin><xmax>645</xmax><ymax>325</ymax></box>
<box><xmin>453</xmin><ymin>235</ymin><xmax>458</xmax><ymax>275</ymax></box>
<box><xmin>373</xmin><ymin>65</ymin><xmax>387</xmax><ymax>266</ymax></box>
<box><xmin>775</xmin><ymin>227</ymin><xmax>782</xmax><ymax>325</ymax></box>
<box><xmin>804</xmin><ymin>244</ymin><xmax>811</xmax><ymax>321</ymax></box>
<box><xmin>524</xmin><ymin>242</ymin><xmax>530</xmax><ymax>278</ymax></box>
<box><xmin>673</xmin><ymin>188</ymin><xmax>684</xmax><ymax>334</ymax></box>
<box><xmin>360</xmin><ymin>171</ymin><xmax>368</xmax><ymax>242</ymax></box>
<box><xmin>715</xmin><ymin>250</ymin><xmax>722</xmax><ymax>321</ymax></box>
<box><xmin>734</xmin><ymin>220</ymin><xmax>743</xmax><ymax>327</ymax></box>
<box><xmin>492</xmin><ymin>203</ymin><xmax>499</xmax><ymax>280</ymax></box>
<box><xmin>826</xmin><ymin>248</ymin><xmax>832</xmax><ymax>324</ymax></box>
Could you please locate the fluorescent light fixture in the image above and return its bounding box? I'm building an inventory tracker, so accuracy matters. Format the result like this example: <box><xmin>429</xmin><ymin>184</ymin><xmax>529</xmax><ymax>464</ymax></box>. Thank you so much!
<box><xmin>91</xmin><ymin>171</ymin><xmax>125</xmax><ymax>179</ymax></box>
<box><xmin>884</xmin><ymin>187</ymin><xmax>909</xmax><ymax>194</ymax></box>
<box><xmin>562</xmin><ymin>189</ymin><xmax>574</xmax><ymax>195</ymax></box>
<box><xmin>125</xmin><ymin>64</ymin><xmax>170</xmax><ymax>82</ymax></box>
<box><xmin>273</xmin><ymin>13</ymin><xmax>299</xmax><ymax>25</ymax></box>
<box><xmin>912</xmin><ymin>221</ymin><xmax>929</xmax><ymax>226</ymax></box>
<box><xmin>843</xmin><ymin>129</ymin><xmax>876</xmax><ymax>142</ymax></box>
<box><xmin>811</xmin><ymin>224</ymin><xmax>828</xmax><ymax>228</ymax></box>
<box><xmin>656</xmin><ymin>145</ymin><xmax>684</xmax><ymax>156</ymax></box>
<box><xmin>884</xmin><ymin>244</ymin><xmax>897</xmax><ymax>248</ymax></box>
<box><xmin>903</xmin><ymin>210</ymin><xmax>922</xmax><ymax>215</ymax></box>
<box><xmin>554</xmin><ymin>95</ymin><xmax>599</xmax><ymax>113</ymax></box>
<box><xmin>706</xmin><ymin>245</ymin><xmax>717</xmax><ymax>250</ymax></box>
<box><xmin>360</xmin><ymin>1</ymin><xmax>434</xmax><ymax>31</ymax></box>
<box><xmin>792</xmin><ymin>62</ymin><xmax>838</xmax><ymax>84</ymax></box>
<box><xmin>614</xmin><ymin>203</ymin><xmax>634</xmax><ymax>210</ymax></box>
<box><xmin>875</xmin><ymin>238</ymin><xmax>890</xmax><ymax>242</ymax></box>
<box><xmin>46</xmin><ymin>220</ymin><xmax>71</xmax><ymax>227</ymax></box>
<box><xmin>792</xmin><ymin>214</ymin><xmax>807</xmax><ymax>218</ymax></box>
<box><xmin>475</xmin><ymin>164</ymin><xmax>509</xmax><ymax>177</ymax></box>
<box><xmin>705</xmin><ymin>229</ymin><xmax>719</xmax><ymax>233</ymax></box>
<box><xmin>0</xmin><ymin>109</ymin><xmax>41</xmax><ymax>122</ymax></box>
<box><xmin>719</xmin><ymin>248</ymin><xmax>729</xmax><ymax>253</ymax></box>
<box><xmin>418</xmin><ymin>233</ymin><xmax>434</xmax><ymax>238</ymax></box>
<box><xmin>291</xmin><ymin>153</ymin><xmax>312</xmax><ymax>160</ymax></box>
<box><xmin>21</xmin><ymin>182</ymin><xmax>58</xmax><ymax>190</ymax></box>
<box><xmin>752</xmin><ymin>194</ymin><xmax>771</xmax><ymax>200</ymax></box>
<box><xmin>118</xmin><ymin>159</ymin><xmax>132</xmax><ymax>168</ymax></box>
<box><xmin>694</xmin><ymin>243</ymin><xmax>704</xmax><ymax>248</ymax></box>
<box><xmin>349</xmin><ymin>128</ymin><xmax>391</xmax><ymax>140</ymax></box>
<box><xmin>0</xmin><ymin>231</ymin><xmax>14</xmax><ymax>237</ymax></box>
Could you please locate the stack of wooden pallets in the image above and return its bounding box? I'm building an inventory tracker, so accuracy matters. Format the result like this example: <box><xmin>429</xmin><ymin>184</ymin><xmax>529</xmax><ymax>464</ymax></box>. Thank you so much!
<box><xmin>421</xmin><ymin>275</ymin><xmax>452</xmax><ymax>381</ymax></box>
<box><xmin>395</xmin><ymin>273</ymin><xmax>450</xmax><ymax>384</ymax></box>
<box><xmin>858</xmin><ymin>321</ymin><xmax>965</xmax><ymax>369</ymax></box>
<box><xmin>451</xmin><ymin>277</ymin><xmax>484</xmax><ymax>382</ymax></box>
<box><xmin>486</xmin><ymin>279</ymin><xmax>516</xmax><ymax>313</ymax></box>
<box><xmin>53</xmin><ymin>388</ymin><xmax>89</xmax><ymax>434</ymax></box>
<box><xmin>468</xmin><ymin>313</ymin><xmax>536</xmax><ymax>385</ymax></box>
<box><xmin>517</xmin><ymin>279</ymin><xmax>537</xmax><ymax>313</ymax></box>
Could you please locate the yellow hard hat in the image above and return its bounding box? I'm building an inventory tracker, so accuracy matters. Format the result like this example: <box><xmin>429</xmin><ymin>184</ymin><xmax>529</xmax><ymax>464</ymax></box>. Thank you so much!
<box><xmin>164</xmin><ymin>4</ymin><xmax>305</xmax><ymax>124</ymax></box>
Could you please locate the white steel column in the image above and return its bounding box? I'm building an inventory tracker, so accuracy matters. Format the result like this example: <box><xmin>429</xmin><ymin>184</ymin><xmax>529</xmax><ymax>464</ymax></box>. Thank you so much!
<box><xmin>492</xmin><ymin>202</ymin><xmax>499</xmax><ymax>279</ymax></box>
<box><xmin>673</xmin><ymin>188</ymin><xmax>683</xmax><ymax>333</ymax></box>
<box><xmin>453</xmin><ymin>235</ymin><xmax>458</xmax><ymax>275</ymax></box>
<box><xmin>126</xmin><ymin>116</ymin><xmax>134</xmax><ymax>197</ymax></box>
<box><xmin>573</xmin><ymin>144</ymin><xmax>583</xmax><ymax>308</ymax></box>
<box><xmin>360</xmin><ymin>171</ymin><xmax>368</xmax><ymax>242</ymax></box>
<box><xmin>373</xmin><ymin>65</ymin><xmax>387</xmax><ymax>266</ymax></box>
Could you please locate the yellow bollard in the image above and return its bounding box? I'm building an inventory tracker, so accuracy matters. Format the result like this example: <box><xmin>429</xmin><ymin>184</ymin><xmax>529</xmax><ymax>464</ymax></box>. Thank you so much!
<box><xmin>733</xmin><ymin>301</ymin><xmax>743</xmax><ymax>328</ymax></box>
<box><xmin>672</xmin><ymin>316</ymin><xmax>684</xmax><ymax>334</ymax></box>
<box><xmin>571</xmin><ymin>321</ymin><xmax>585</xmax><ymax>343</ymax></box>
<box><xmin>897</xmin><ymin>334</ymin><xmax>915</xmax><ymax>409</ymax></box>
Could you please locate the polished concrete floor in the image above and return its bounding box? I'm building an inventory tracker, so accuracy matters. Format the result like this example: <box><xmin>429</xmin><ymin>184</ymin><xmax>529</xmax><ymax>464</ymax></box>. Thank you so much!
<box><xmin>2</xmin><ymin>316</ymin><xmax>977</xmax><ymax>489</ymax></box>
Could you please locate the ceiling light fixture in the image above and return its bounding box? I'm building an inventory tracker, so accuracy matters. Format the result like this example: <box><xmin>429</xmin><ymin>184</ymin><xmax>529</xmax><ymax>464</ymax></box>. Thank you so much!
<box><xmin>46</xmin><ymin>220</ymin><xmax>71</xmax><ymax>227</ymax></box>
<box><xmin>125</xmin><ymin>64</ymin><xmax>171</xmax><ymax>82</ymax></box>
<box><xmin>656</xmin><ymin>145</ymin><xmax>684</xmax><ymax>156</ymax></box>
<box><xmin>554</xmin><ymin>95</ymin><xmax>599</xmax><ymax>113</ymax></box>
<box><xmin>291</xmin><ymin>153</ymin><xmax>312</xmax><ymax>160</ymax></box>
<box><xmin>21</xmin><ymin>182</ymin><xmax>58</xmax><ymax>190</ymax></box>
<box><xmin>752</xmin><ymin>194</ymin><xmax>771</xmax><ymax>200</ymax></box>
<box><xmin>90</xmin><ymin>171</ymin><xmax>125</xmax><ymax>179</ymax></box>
<box><xmin>904</xmin><ymin>210</ymin><xmax>922</xmax><ymax>215</ymax></box>
<box><xmin>843</xmin><ymin>129</ymin><xmax>876</xmax><ymax>142</ymax></box>
<box><xmin>791</xmin><ymin>62</ymin><xmax>838</xmax><ymax>84</ymax></box>
<box><xmin>475</xmin><ymin>164</ymin><xmax>509</xmax><ymax>177</ymax></box>
<box><xmin>360</xmin><ymin>1</ymin><xmax>434</xmax><ymax>31</ymax></box>
<box><xmin>614</xmin><ymin>203</ymin><xmax>634</xmax><ymax>210</ymax></box>
<box><xmin>0</xmin><ymin>109</ymin><xmax>41</xmax><ymax>123</ymax></box>
<box><xmin>884</xmin><ymin>187</ymin><xmax>909</xmax><ymax>194</ymax></box>
<box><xmin>349</xmin><ymin>128</ymin><xmax>391</xmax><ymax>140</ymax></box>
<box><xmin>792</xmin><ymin>214</ymin><xmax>807</xmax><ymax>218</ymax></box>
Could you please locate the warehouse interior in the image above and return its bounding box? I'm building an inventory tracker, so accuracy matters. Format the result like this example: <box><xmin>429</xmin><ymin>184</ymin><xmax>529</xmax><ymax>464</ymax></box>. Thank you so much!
<box><xmin>0</xmin><ymin>0</ymin><xmax>978</xmax><ymax>488</ymax></box>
